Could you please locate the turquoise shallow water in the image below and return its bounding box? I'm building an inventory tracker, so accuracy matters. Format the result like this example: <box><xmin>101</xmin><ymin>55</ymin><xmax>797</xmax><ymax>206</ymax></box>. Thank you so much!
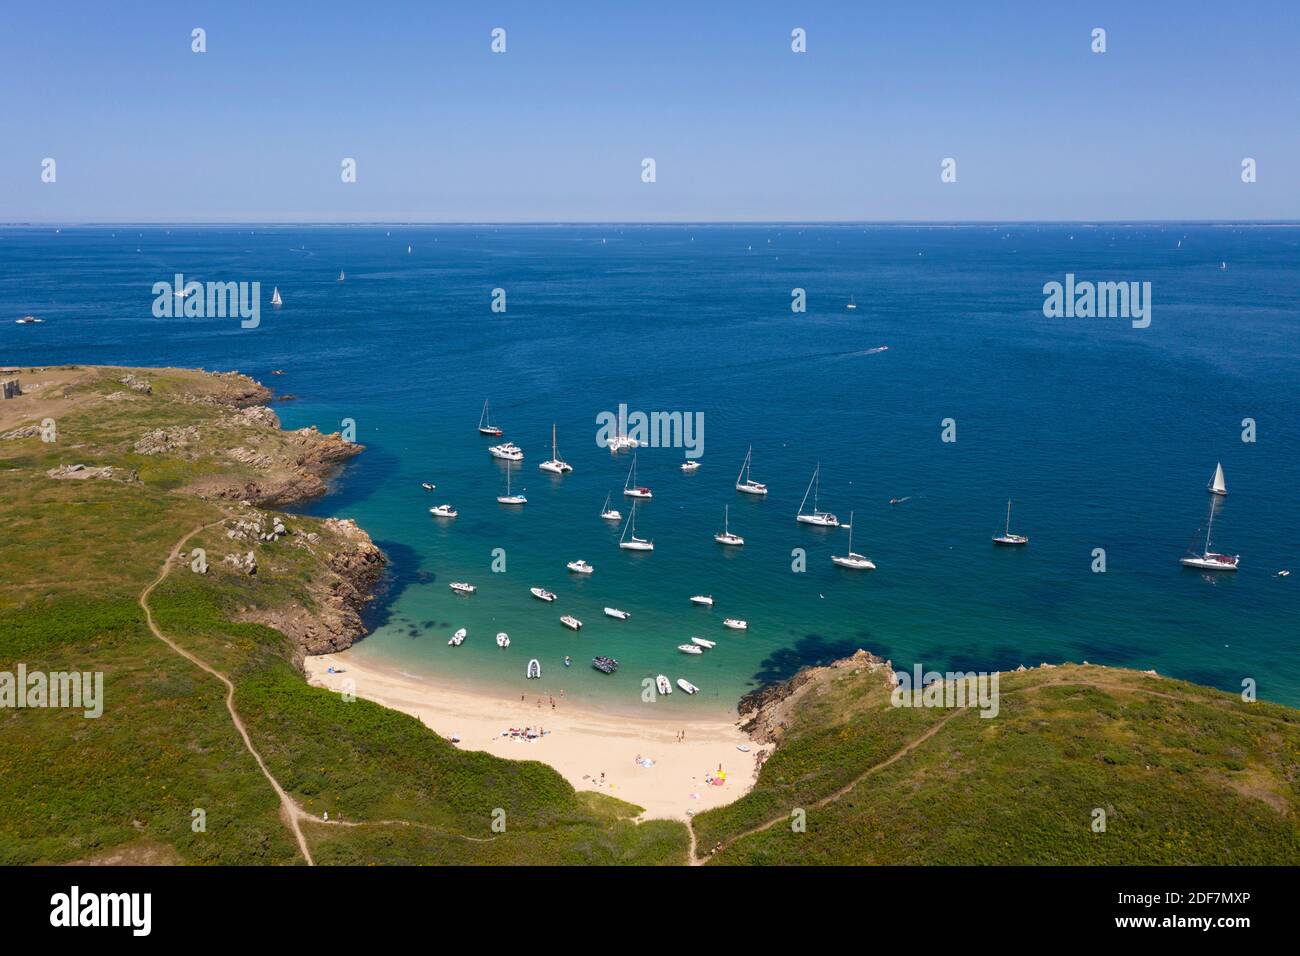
<box><xmin>4</xmin><ymin>223</ymin><xmax>1299</xmax><ymax>714</ymax></box>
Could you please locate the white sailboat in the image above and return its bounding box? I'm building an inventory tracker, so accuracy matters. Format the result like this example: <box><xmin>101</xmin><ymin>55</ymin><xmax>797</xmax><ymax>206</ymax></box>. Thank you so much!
<box><xmin>831</xmin><ymin>511</ymin><xmax>876</xmax><ymax>569</ymax></box>
<box><xmin>714</xmin><ymin>505</ymin><xmax>744</xmax><ymax>546</ymax></box>
<box><xmin>735</xmin><ymin>446</ymin><xmax>768</xmax><ymax>496</ymax></box>
<box><xmin>623</xmin><ymin>453</ymin><xmax>652</xmax><ymax>498</ymax></box>
<box><xmin>1208</xmin><ymin>462</ymin><xmax>1227</xmax><ymax>497</ymax></box>
<box><xmin>496</xmin><ymin>461</ymin><xmax>526</xmax><ymax>505</ymax></box>
<box><xmin>796</xmin><ymin>462</ymin><xmax>839</xmax><ymax>526</ymax></box>
<box><xmin>539</xmin><ymin>424</ymin><xmax>573</xmax><ymax>474</ymax></box>
<box><xmin>337</xmin><ymin>270</ymin><xmax>345</xmax><ymax>283</ymax></box>
<box><xmin>1181</xmin><ymin>497</ymin><xmax>1239</xmax><ymax>571</ymax></box>
<box><xmin>619</xmin><ymin>502</ymin><xmax>654</xmax><ymax>551</ymax></box>
<box><xmin>846</xmin><ymin>295</ymin><xmax>857</xmax><ymax>310</ymax></box>
<box><xmin>477</xmin><ymin>399</ymin><xmax>503</xmax><ymax>437</ymax></box>
<box><xmin>600</xmin><ymin>492</ymin><xmax>622</xmax><ymax>522</ymax></box>
<box><xmin>270</xmin><ymin>287</ymin><xmax>283</xmax><ymax>307</ymax></box>
<box><xmin>992</xmin><ymin>500</ymin><xmax>1028</xmax><ymax>546</ymax></box>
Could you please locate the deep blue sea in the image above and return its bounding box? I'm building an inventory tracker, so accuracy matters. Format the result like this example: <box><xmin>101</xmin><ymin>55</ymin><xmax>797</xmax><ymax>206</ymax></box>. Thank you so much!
<box><xmin>3</xmin><ymin>223</ymin><xmax>1298</xmax><ymax>714</ymax></box>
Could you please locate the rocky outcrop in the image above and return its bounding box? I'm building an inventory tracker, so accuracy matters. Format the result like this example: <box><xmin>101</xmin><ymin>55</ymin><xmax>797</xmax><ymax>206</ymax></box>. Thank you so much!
<box><xmin>119</xmin><ymin>373</ymin><xmax>152</xmax><ymax>395</ymax></box>
<box><xmin>134</xmin><ymin>426</ymin><xmax>201</xmax><ymax>456</ymax></box>
<box><xmin>46</xmin><ymin>463</ymin><xmax>139</xmax><ymax>482</ymax></box>
<box><xmin>235</xmin><ymin>517</ymin><xmax>387</xmax><ymax>655</ymax></box>
<box><xmin>738</xmin><ymin>649</ymin><xmax>895</xmax><ymax>744</ymax></box>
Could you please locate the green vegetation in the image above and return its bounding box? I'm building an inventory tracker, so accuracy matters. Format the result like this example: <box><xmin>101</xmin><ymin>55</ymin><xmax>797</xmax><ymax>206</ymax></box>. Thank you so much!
<box><xmin>693</xmin><ymin>664</ymin><xmax>1300</xmax><ymax>864</ymax></box>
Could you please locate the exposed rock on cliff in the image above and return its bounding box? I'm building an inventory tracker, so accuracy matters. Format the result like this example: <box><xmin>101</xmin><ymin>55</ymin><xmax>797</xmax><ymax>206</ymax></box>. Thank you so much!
<box><xmin>738</xmin><ymin>649</ymin><xmax>896</xmax><ymax>744</ymax></box>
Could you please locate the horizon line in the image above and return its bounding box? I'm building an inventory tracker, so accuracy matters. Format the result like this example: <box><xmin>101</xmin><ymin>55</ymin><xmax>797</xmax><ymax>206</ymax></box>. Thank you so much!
<box><xmin>5</xmin><ymin>219</ymin><xmax>1300</xmax><ymax>228</ymax></box>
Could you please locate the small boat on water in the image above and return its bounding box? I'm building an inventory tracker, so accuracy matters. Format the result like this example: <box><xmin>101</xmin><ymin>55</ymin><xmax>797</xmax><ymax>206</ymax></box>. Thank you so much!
<box><xmin>656</xmin><ymin>675</ymin><xmax>672</xmax><ymax>695</ymax></box>
<box><xmin>796</xmin><ymin>462</ymin><xmax>840</xmax><ymax>526</ymax></box>
<box><xmin>678</xmin><ymin>644</ymin><xmax>703</xmax><ymax>655</ymax></box>
<box><xmin>539</xmin><ymin>424</ymin><xmax>573</xmax><ymax>474</ymax></box>
<box><xmin>421</xmin><ymin>482</ymin><xmax>436</xmax><ymax>491</ymax></box>
<box><xmin>689</xmin><ymin>595</ymin><xmax>713</xmax><ymax>607</ymax></box>
<box><xmin>1208</xmin><ymin>462</ymin><xmax>1228</xmax><ymax>497</ymax></box>
<box><xmin>992</xmin><ymin>500</ymin><xmax>1029</xmax><ymax>546</ymax></box>
<box><xmin>270</xmin><ymin>287</ymin><xmax>283</xmax><ymax>307</ymax></box>
<box><xmin>530</xmin><ymin>587</ymin><xmax>557</xmax><ymax>602</ymax></box>
<box><xmin>489</xmin><ymin>441</ymin><xmax>524</xmax><ymax>462</ymax></box>
<box><xmin>560</xmin><ymin>615</ymin><xmax>582</xmax><ymax>631</ymax></box>
<box><xmin>496</xmin><ymin>462</ymin><xmax>527</xmax><ymax>505</ymax></box>
<box><xmin>496</xmin><ymin>632</ymin><xmax>510</xmax><ymax>647</ymax></box>
<box><xmin>714</xmin><ymin>505</ymin><xmax>744</xmax><ymax>546</ymax></box>
<box><xmin>846</xmin><ymin>295</ymin><xmax>857</xmax><ymax>310</ymax></box>
<box><xmin>604</xmin><ymin>607</ymin><xmax>630</xmax><ymax>620</ymax></box>
<box><xmin>429</xmin><ymin>504</ymin><xmax>458</xmax><ymax>518</ymax></box>
<box><xmin>448</xmin><ymin>628</ymin><xmax>467</xmax><ymax>646</ymax></box>
<box><xmin>338</xmin><ymin>270</ymin><xmax>345</xmax><ymax>282</ymax></box>
<box><xmin>567</xmin><ymin>559</ymin><xmax>594</xmax><ymax>575</ymax></box>
<box><xmin>1181</xmin><ymin>497</ymin><xmax>1239</xmax><ymax>571</ymax></box>
<box><xmin>477</xmin><ymin>399</ymin><xmax>504</xmax><ymax>437</ymax></box>
<box><xmin>563</xmin><ymin>656</ymin><xmax>572</xmax><ymax>667</ymax></box>
<box><xmin>449</xmin><ymin>582</ymin><xmax>476</xmax><ymax>594</ymax></box>
<box><xmin>735</xmin><ymin>446</ymin><xmax>768</xmax><ymax>496</ymax></box>
<box><xmin>690</xmin><ymin>637</ymin><xmax>716</xmax><ymax>649</ymax></box>
<box><xmin>623</xmin><ymin>454</ymin><xmax>652</xmax><ymax>499</ymax></box>
<box><xmin>676</xmin><ymin>679</ymin><xmax>699</xmax><ymax>695</ymax></box>
<box><xmin>591</xmin><ymin>656</ymin><xmax>619</xmax><ymax>674</ymax></box>
<box><xmin>600</xmin><ymin>492</ymin><xmax>622</xmax><ymax>522</ymax></box>
<box><xmin>526</xmin><ymin>659</ymin><xmax>541</xmax><ymax>679</ymax></box>
<box><xmin>619</xmin><ymin>503</ymin><xmax>654</xmax><ymax>551</ymax></box>
<box><xmin>681</xmin><ymin>460</ymin><xmax>700</xmax><ymax>473</ymax></box>
<box><xmin>723</xmin><ymin>618</ymin><xmax>748</xmax><ymax>630</ymax></box>
<box><xmin>15</xmin><ymin>315</ymin><xmax>43</xmax><ymax>325</ymax></box>
<box><xmin>832</xmin><ymin>510</ymin><xmax>876</xmax><ymax>570</ymax></box>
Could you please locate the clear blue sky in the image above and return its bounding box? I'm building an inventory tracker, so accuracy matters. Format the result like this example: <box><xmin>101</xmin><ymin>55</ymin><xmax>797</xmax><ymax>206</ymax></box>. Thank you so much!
<box><xmin>2</xmin><ymin>1</ymin><xmax>1297</xmax><ymax>221</ymax></box>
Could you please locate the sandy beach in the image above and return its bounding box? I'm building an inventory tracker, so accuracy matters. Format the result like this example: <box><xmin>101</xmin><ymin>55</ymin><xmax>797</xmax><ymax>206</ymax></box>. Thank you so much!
<box><xmin>304</xmin><ymin>650</ymin><xmax>766</xmax><ymax>821</ymax></box>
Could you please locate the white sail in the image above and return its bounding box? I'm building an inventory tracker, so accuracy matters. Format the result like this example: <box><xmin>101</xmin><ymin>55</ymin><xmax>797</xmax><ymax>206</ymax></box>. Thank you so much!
<box><xmin>1209</xmin><ymin>462</ymin><xmax>1227</xmax><ymax>496</ymax></box>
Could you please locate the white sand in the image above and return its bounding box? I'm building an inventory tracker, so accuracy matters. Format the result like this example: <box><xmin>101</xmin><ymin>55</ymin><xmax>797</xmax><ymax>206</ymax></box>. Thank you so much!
<box><xmin>304</xmin><ymin>650</ymin><xmax>766</xmax><ymax>821</ymax></box>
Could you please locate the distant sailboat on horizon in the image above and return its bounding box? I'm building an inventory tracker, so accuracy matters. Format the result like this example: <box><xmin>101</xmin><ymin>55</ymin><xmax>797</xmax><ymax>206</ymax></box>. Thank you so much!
<box><xmin>270</xmin><ymin>287</ymin><xmax>282</xmax><ymax>307</ymax></box>
<box><xmin>337</xmin><ymin>270</ymin><xmax>345</xmax><ymax>282</ymax></box>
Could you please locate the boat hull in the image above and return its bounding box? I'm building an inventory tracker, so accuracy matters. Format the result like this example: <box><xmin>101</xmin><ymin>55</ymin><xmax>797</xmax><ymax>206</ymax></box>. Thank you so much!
<box><xmin>1180</xmin><ymin>554</ymin><xmax>1239</xmax><ymax>571</ymax></box>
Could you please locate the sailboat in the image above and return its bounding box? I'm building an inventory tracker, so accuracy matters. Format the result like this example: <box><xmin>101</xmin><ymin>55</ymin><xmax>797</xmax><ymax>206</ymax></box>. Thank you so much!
<box><xmin>714</xmin><ymin>505</ymin><xmax>744</xmax><ymax>546</ymax></box>
<box><xmin>496</xmin><ymin>462</ymin><xmax>526</xmax><ymax>505</ymax></box>
<box><xmin>619</xmin><ymin>502</ymin><xmax>654</xmax><ymax>551</ymax></box>
<box><xmin>337</xmin><ymin>270</ymin><xmax>345</xmax><ymax>283</ymax></box>
<box><xmin>539</xmin><ymin>424</ymin><xmax>573</xmax><ymax>474</ymax></box>
<box><xmin>992</xmin><ymin>500</ymin><xmax>1028</xmax><ymax>546</ymax></box>
<box><xmin>735</xmin><ymin>446</ymin><xmax>768</xmax><ymax>496</ymax></box>
<box><xmin>623</xmin><ymin>453</ymin><xmax>652</xmax><ymax>499</ymax></box>
<box><xmin>477</xmin><ymin>399</ymin><xmax>503</xmax><ymax>437</ymax></box>
<box><xmin>1181</xmin><ymin>497</ymin><xmax>1239</xmax><ymax>571</ymax></box>
<box><xmin>796</xmin><ymin>463</ymin><xmax>839</xmax><ymax>526</ymax></box>
<box><xmin>1208</xmin><ymin>462</ymin><xmax>1227</xmax><ymax>497</ymax></box>
<box><xmin>600</xmin><ymin>492</ymin><xmax>622</xmax><ymax>522</ymax></box>
<box><xmin>270</xmin><ymin>287</ymin><xmax>282</xmax><ymax>307</ymax></box>
<box><xmin>832</xmin><ymin>511</ymin><xmax>875</xmax><ymax>569</ymax></box>
<box><xmin>846</xmin><ymin>295</ymin><xmax>857</xmax><ymax>311</ymax></box>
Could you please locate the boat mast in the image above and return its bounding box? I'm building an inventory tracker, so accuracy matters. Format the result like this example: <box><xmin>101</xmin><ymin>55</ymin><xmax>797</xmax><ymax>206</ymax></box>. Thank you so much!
<box><xmin>552</xmin><ymin>423</ymin><xmax>558</xmax><ymax>459</ymax></box>
<box><xmin>847</xmin><ymin>510</ymin><xmax>854</xmax><ymax>552</ymax></box>
<box><xmin>799</xmin><ymin>464</ymin><xmax>817</xmax><ymax>516</ymax></box>
<box><xmin>1204</xmin><ymin>499</ymin><xmax>1216</xmax><ymax>554</ymax></box>
<box><xmin>738</xmin><ymin>446</ymin><xmax>751</xmax><ymax>485</ymax></box>
<box><xmin>1005</xmin><ymin>500</ymin><xmax>1012</xmax><ymax>536</ymax></box>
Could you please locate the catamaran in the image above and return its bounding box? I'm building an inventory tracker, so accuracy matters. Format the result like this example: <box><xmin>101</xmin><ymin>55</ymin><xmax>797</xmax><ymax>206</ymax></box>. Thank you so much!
<box><xmin>623</xmin><ymin>454</ymin><xmax>652</xmax><ymax>498</ymax></box>
<box><xmin>735</xmin><ymin>446</ymin><xmax>768</xmax><ymax>496</ymax></box>
<box><xmin>566</xmin><ymin>559</ymin><xmax>594</xmax><ymax>574</ymax></box>
<box><xmin>488</xmin><ymin>441</ymin><xmax>523</xmax><ymax>461</ymax></box>
<box><xmin>496</xmin><ymin>462</ymin><xmax>526</xmax><ymax>504</ymax></box>
<box><xmin>1208</xmin><ymin>462</ymin><xmax>1227</xmax><ymax>497</ymax></box>
<box><xmin>1181</xmin><ymin>498</ymin><xmax>1239</xmax><ymax>571</ymax></box>
<box><xmin>796</xmin><ymin>462</ymin><xmax>840</xmax><ymax>526</ymax></box>
<box><xmin>714</xmin><ymin>505</ymin><xmax>744</xmax><ymax>546</ymax></box>
<box><xmin>539</xmin><ymin>424</ymin><xmax>573</xmax><ymax>474</ymax></box>
<box><xmin>600</xmin><ymin>492</ymin><xmax>622</xmax><ymax>522</ymax></box>
<box><xmin>992</xmin><ymin>500</ymin><xmax>1028</xmax><ymax>546</ymax></box>
<box><xmin>831</xmin><ymin>510</ymin><xmax>876</xmax><ymax>569</ymax></box>
<box><xmin>619</xmin><ymin>503</ymin><xmax>654</xmax><ymax>551</ymax></box>
<box><xmin>477</xmin><ymin>399</ymin><xmax>504</xmax><ymax>437</ymax></box>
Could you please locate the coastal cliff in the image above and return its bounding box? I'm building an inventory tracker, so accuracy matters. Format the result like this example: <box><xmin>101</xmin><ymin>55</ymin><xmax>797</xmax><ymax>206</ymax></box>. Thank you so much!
<box><xmin>0</xmin><ymin>364</ymin><xmax>386</xmax><ymax>655</ymax></box>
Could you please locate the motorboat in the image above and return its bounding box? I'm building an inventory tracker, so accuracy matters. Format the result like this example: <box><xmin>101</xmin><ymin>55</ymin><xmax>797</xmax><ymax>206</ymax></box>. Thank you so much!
<box><xmin>656</xmin><ymin>675</ymin><xmax>672</xmax><ymax>695</ymax></box>
<box><xmin>448</xmin><ymin>628</ymin><xmax>467</xmax><ymax>646</ymax></box>
<box><xmin>722</xmin><ymin>618</ymin><xmax>748</xmax><ymax>630</ymax></box>
<box><xmin>689</xmin><ymin>595</ymin><xmax>713</xmax><ymax>607</ymax></box>
<box><xmin>591</xmin><ymin>656</ymin><xmax>619</xmax><ymax>674</ymax></box>
<box><xmin>530</xmin><ymin>587</ymin><xmax>557</xmax><ymax>602</ymax></box>
<box><xmin>567</xmin><ymin>559</ymin><xmax>594</xmax><ymax>575</ymax></box>
<box><xmin>429</xmin><ymin>504</ymin><xmax>458</xmax><ymax>518</ymax></box>
<box><xmin>604</xmin><ymin>607</ymin><xmax>630</xmax><ymax>620</ymax></box>
<box><xmin>496</xmin><ymin>632</ymin><xmax>510</xmax><ymax>647</ymax></box>
<box><xmin>678</xmin><ymin>644</ymin><xmax>703</xmax><ymax>655</ymax></box>
<box><xmin>448</xmin><ymin>582</ymin><xmax>476</xmax><ymax>594</ymax></box>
